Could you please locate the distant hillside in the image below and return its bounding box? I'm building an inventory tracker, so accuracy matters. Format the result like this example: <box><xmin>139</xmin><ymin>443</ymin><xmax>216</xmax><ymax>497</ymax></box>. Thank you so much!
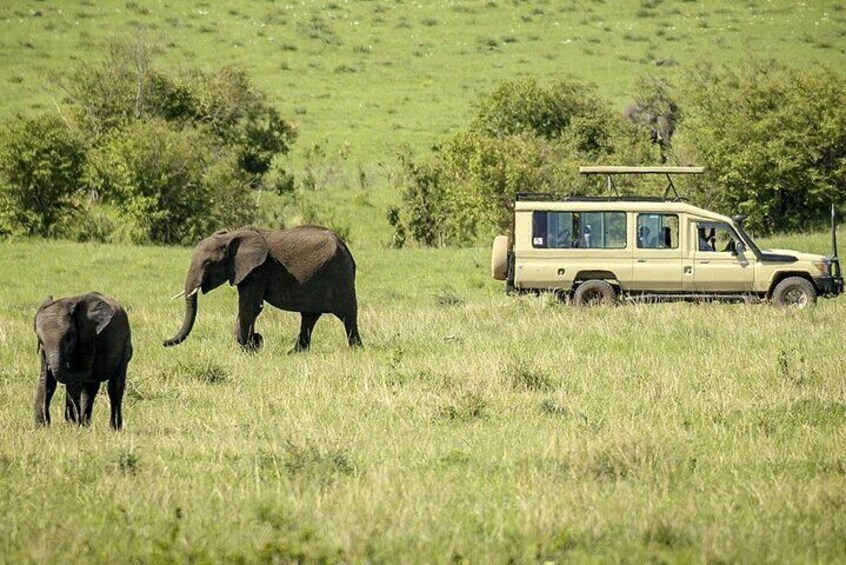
<box><xmin>1</xmin><ymin>0</ymin><xmax>844</xmax><ymax>166</ymax></box>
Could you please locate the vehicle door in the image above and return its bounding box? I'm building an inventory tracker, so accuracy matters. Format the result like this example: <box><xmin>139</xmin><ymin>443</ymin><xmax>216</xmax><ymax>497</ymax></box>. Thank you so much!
<box><xmin>630</xmin><ymin>212</ymin><xmax>682</xmax><ymax>291</ymax></box>
<box><xmin>690</xmin><ymin>221</ymin><xmax>754</xmax><ymax>292</ymax></box>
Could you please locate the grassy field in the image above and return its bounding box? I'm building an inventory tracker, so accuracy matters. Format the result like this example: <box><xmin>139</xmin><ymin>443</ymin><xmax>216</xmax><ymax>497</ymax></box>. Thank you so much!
<box><xmin>1</xmin><ymin>231</ymin><xmax>845</xmax><ymax>562</ymax></box>
<box><xmin>2</xmin><ymin>0</ymin><xmax>846</xmax><ymax>562</ymax></box>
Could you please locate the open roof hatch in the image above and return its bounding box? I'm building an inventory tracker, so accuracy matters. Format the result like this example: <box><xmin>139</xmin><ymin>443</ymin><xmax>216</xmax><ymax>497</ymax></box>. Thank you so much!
<box><xmin>578</xmin><ymin>165</ymin><xmax>704</xmax><ymax>201</ymax></box>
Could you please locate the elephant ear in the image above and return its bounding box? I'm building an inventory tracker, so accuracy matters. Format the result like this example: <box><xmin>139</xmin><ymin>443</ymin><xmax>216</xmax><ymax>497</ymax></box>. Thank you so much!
<box><xmin>34</xmin><ymin>295</ymin><xmax>54</xmax><ymax>331</ymax></box>
<box><xmin>227</xmin><ymin>228</ymin><xmax>269</xmax><ymax>286</ymax></box>
<box><xmin>263</xmin><ymin>226</ymin><xmax>339</xmax><ymax>284</ymax></box>
<box><xmin>34</xmin><ymin>296</ymin><xmax>53</xmax><ymax>353</ymax></box>
<box><xmin>76</xmin><ymin>293</ymin><xmax>119</xmax><ymax>337</ymax></box>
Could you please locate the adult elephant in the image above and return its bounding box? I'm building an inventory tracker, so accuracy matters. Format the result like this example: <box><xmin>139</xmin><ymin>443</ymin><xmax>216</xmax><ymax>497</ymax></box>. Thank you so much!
<box><xmin>163</xmin><ymin>225</ymin><xmax>361</xmax><ymax>352</ymax></box>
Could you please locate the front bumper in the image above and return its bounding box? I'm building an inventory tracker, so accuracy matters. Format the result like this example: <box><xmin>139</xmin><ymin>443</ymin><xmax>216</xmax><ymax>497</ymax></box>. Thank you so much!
<box><xmin>814</xmin><ymin>275</ymin><xmax>844</xmax><ymax>296</ymax></box>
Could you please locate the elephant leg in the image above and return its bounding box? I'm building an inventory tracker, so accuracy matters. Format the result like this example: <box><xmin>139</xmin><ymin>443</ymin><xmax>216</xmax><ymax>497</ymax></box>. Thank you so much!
<box><xmin>291</xmin><ymin>313</ymin><xmax>321</xmax><ymax>353</ymax></box>
<box><xmin>107</xmin><ymin>367</ymin><xmax>126</xmax><ymax>430</ymax></box>
<box><xmin>34</xmin><ymin>368</ymin><xmax>57</xmax><ymax>426</ymax></box>
<box><xmin>80</xmin><ymin>382</ymin><xmax>100</xmax><ymax>426</ymax></box>
<box><xmin>236</xmin><ymin>291</ymin><xmax>264</xmax><ymax>352</ymax></box>
<box><xmin>337</xmin><ymin>310</ymin><xmax>362</xmax><ymax>348</ymax></box>
<box><xmin>65</xmin><ymin>382</ymin><xmax>82</xmax><ymax>424</ymax></box>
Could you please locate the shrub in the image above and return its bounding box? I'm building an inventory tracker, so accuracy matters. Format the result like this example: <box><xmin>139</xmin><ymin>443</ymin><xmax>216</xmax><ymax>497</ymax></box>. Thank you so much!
<box><xmin>85</xmin><ymin>119</ymin><xmax>256</xmax><ymax>244</ymax></box>
<box><xmin>392</xmin><ymin>78</ymin><xmax>654</xmax><ymax>246</ymax></box>
<box><xmin>66</xmin><ymin>42</ymin><xmax>297</xmax><ymax>181</ymax></box>
<box><xmin>677</xmin><ymin>61</ymin><xmax>846</xmax><ymax>233</ymax></box>
<box><xmin>472</xmin><ymin>77</ymin><xmax>608</xmax><ymax>140</ymax></box>
<box><xmin>1</xmin><ymin>39</ymin><xmax>297</xmax><ymax>244</ymax></box>
<box><xmin>624</xmin><ymin>76</ymin><xmax>681</xmax><ymax>163</ymax></box>
<box><xmin>0</xmin><ymin>112</ymin><xmax>86</xmax><ymax>237</ymax></box>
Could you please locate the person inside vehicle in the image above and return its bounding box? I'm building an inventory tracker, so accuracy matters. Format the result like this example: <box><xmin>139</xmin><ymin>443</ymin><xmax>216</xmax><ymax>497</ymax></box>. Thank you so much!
<box><xmin>638</xmin><ymin>225</ymin><xmax>656</xmax><ymax>248</ymax></box>
<box><xmin>662</xmin><ymin>226</ymin><xmax>672</xmax><ymax>248</ymax></box>
<box><xmin>722</xmin><ymin>236</ymin><xmax>737</xmax><ymax>253</ymax></box>
<box><xmin>555</xmin><ymin>227</ymin><xmax>571</xmax><ymax>248</ymax></box>
<box><xmin>698</xmin><ymin>228</ymin><xmax>715</xmax><ymax>251</ymax></box>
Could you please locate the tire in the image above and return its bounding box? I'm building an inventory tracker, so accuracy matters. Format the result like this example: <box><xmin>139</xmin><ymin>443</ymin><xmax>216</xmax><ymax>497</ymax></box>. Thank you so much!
<box><xmin>772</xmin><ymin>276</ymin><xmax>817</xmax><ymax>309</ymax></box>
<box><xmin>573</xmin><ymin>279</ymin><xmax>617</xmax><ymax>306</ymax></box>
<box><xmin>491</xmin><ymin>235</ymin><xmax>509</xmax><ymax>281</ymax></box>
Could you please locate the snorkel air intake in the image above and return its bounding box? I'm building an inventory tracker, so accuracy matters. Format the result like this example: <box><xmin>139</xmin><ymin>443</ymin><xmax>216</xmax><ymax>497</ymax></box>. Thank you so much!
<box><xmin>831</xmin><ymin>204</ymin><xmax>843</xmax><ymax>292</ymax></box>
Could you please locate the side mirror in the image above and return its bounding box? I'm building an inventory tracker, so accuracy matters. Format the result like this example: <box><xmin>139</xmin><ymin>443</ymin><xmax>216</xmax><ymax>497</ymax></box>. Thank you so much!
<box><xmin>735</xmin><ymin>242</ymin><xmax>746</xmax><ymax>255</ymax></box>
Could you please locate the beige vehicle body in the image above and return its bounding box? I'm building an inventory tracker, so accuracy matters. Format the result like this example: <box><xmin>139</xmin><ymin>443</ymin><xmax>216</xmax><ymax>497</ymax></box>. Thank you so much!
<box><xmin>492</xmin><ymin>168</ymin><xmax>843</xmax><ymax>306</ymax></box>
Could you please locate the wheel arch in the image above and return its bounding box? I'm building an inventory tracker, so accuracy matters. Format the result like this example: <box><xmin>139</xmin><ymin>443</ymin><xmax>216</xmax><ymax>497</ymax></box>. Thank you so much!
<box><xmin>574</xmin><ymin>270</ymin><xmax>622</xmax><ymax>292</ymax></box>
<box><xmin>767</xmin><ymin>271</ymin><xmax>816</xmax><ymax>297</ymax></box>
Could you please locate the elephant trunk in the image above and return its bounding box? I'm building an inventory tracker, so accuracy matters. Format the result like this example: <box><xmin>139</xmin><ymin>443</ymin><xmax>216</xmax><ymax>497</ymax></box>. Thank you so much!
<box><xmin>163</xmin><ymin>293</ymin><xmax>198</xmax><ymax>347</ymax></box>
<box><xmin>46</xmin><ymin>350</ymin><xmax>70</xmax><ymax>382</ymax></box>
<box><xmin>163</xmin><ymin>269</ymin><xmax>202</xmax><ymax>347</ymax></box>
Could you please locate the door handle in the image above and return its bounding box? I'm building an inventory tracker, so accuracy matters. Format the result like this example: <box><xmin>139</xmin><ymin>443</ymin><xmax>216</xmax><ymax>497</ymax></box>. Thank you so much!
<box><xmin>637</xmin><ymin>259</ymin><xmax>647</xmax><ymax>263</ymax></box>
<box><xmin>699</xmin><ymin>260</ymin><xmax>710</xmax><ymax>264</ymax></box>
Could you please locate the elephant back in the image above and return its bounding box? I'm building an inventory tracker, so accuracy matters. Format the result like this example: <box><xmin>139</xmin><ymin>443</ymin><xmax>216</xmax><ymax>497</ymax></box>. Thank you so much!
<box><xmin>261</xmin><ymin>226</ymin><xmax>346</xmax><ymax>284</ymax></box>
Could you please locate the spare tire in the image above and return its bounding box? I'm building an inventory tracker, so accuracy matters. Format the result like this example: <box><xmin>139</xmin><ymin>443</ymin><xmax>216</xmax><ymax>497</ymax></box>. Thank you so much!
<box><xmin>491</xmin><ymin>235</ymin><xmax>509</xmax><ymax>280</ymax></box>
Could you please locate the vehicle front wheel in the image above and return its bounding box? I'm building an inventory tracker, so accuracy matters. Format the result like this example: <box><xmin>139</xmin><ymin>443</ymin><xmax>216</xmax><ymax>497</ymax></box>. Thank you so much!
<box><xmin>573</xmin><ymin>280</ymin><xmax>617</xmax><ymax>307</ymax></box>
<box><xmin>772</xmin><ymin>276</ymin><xmax>817</xmax><ymax>309</ymax></box>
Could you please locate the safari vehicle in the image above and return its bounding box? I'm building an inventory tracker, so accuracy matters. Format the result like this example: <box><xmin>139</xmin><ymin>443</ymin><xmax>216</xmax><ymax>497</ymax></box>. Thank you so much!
<box><xmin>491</xmin><ymin>166</ymin><xmax>843</xmax><ymax>308</ymax></box>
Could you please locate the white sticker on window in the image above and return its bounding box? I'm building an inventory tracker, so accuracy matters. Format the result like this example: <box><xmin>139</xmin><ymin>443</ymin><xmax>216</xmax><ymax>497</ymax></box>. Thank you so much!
<box><xmin>533</xmin><ymin>237</ymin><xmax>544</xmax><ymax>245</ymax></box>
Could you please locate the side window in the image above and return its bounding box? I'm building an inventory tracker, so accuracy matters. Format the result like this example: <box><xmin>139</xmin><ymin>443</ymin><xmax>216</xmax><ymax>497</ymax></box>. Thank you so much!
<box><xmin>696</xmin><ymin>222</ymin><xmax>740</xmax><ymax>253</ymax></box>
<box><xmin>581</xmin><ymin>212</ymin><xmax>627</xmax><ymax>249</ymax></box>
<box><xmin>532</xmin><ymin>211</ymin><xmax>575</xmax><ymax>248</ymax></box>
<box><xmin>637</xmin><ymin>214</ymin><xmax>679</xmax><ymax>249</ymax></box>
<box><xmin>533</xmin><ymin>211</ymin><xmax>627</xmax><ymax>249</ymax></box>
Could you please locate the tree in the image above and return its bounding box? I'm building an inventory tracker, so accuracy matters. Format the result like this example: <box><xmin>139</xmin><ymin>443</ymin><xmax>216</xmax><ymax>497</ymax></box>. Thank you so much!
<box><xmin>677</xmin><ymin>61</ymin><xmax>846</xmax><ymax>233</ymax></box>
<box><xmin>0</xmin><ymin>113</ymin><xmax>86</xmax><ymax>237</ymax></box>
<box><xmin>624</xmin><ymin>77</ymin><xmax>680</xmax><ymax>163</ymax></box>
<box><xmin>392</xmin><ymin>78</ymin><xmax>654</xmax><ymax>246</ymax></box>
<box><xmin>0</xmin><ymin>39</ymin><xmax>298</xmax><ymax>244</ymax></box>
<box><xmin>64</xmin><ymin>41</ymin><xmax>297</xmax><ymax>182</ymax></box>
<box><xmin>85</xmin><ymin>119</ymin><xmax>256</xmax><ymax>245</ymax></box>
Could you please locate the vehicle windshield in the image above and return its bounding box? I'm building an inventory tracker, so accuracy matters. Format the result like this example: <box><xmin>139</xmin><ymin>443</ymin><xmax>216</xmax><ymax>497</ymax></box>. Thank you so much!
<box><xmin>735</xmin><ymin>223</ymin><xmax>762</xmax><ymax>256</ymax></box>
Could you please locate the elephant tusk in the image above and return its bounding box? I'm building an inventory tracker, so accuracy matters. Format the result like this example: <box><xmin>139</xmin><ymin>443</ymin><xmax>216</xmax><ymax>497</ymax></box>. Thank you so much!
<box><xmin>170</xmin><ymin>290</ymin><xmax>186</xmax><ymax>301</ymax></box>
<box><xmin>186</xmin><ymin>287</ymin><xmax>200</xmax><ymax>298</ymax></box>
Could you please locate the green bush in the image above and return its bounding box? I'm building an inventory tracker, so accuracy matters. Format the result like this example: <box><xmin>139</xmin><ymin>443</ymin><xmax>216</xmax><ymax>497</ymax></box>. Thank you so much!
<box><xmin>85</xmin><ymin>119</ymin><xmax>256</xmax><ymax>245</ymax></box>
<box><xmin>0</xmin><ymin>112</ymin><xmax>87</xmax><ymax>237</ymax></box>
<box><xmin>393</xmin><ymin>78</ymin><xmax>654</xmax><ymax>246</ymax></box>
<box><xmin>677</xmin><ymin>62</ymin><xmax>846</xmax><ymax>233</ymax></box>
<box><xmin>473</xmin><ymin>77</ymin><xmax>604</xmax><ymax>140</ymax></box>
<box><xmin>66</xmin><ymin>42</ymin><xmax>297</xmax><ymax>181</ymax></box>
<box><xmin>0</xmin><ymin>40</ymin><xmax>297</xmax><ymax>244</ymax></box>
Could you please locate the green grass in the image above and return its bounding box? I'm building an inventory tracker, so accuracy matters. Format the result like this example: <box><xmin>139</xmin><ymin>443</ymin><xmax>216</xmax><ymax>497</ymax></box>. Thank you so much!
<box><xmin>1</xmin><ymin>0</ymin><xmax>845</xmax><ymax>246</ymax></box>
<box><xmin>2</xmin><ymin>2</ymin><xmax>846</xmax><ymax>561</ymax></box>
<box><xmin>1</xmin><ymin>233</ymin><xmax>845</xmax><ymax>562</ymax></box>
<box><xmin>0</xmin><ymin>0</ymin><xmax>844</xmax><ymax>168</ymax></box>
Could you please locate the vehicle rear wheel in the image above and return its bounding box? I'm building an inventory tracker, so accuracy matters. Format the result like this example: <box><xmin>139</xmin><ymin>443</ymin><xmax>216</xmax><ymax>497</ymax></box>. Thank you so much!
<box><xmin>772</xmin><ymin>276</ymin><xmax>817</xmax><ymax>308</ymax></box>
<box><xmin>573</xmin><ymin>280</ymin><xmax>617</xmax><ymax>306</ymax></box>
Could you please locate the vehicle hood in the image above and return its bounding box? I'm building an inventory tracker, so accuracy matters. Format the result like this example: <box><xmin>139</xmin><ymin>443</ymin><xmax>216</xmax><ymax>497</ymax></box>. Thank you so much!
<box><xmin>759</xmin><ymin>248</ymin><xmax>828</xmax><ymax>263</ymax></box>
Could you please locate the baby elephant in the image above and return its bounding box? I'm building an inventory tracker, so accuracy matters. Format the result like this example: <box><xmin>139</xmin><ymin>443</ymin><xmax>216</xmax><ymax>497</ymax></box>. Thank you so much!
<box><xmin>33</xmin><ymin>292</ymin><xmax>133</xmax><ymax>429</ymax></box>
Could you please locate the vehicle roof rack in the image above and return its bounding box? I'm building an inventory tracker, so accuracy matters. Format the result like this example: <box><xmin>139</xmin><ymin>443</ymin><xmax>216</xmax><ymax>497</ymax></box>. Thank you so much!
<box><xmin>578</xmin><ymin>166</ymin><xmax>705</xmax><ymax>175</ymax></box>
<box><xmin>514</xmin><ymin>193</ymin><xmax>672</xmax><ymax>202</ymax></box>
<box><xmin>514</xmin><ymin>192</ymin><xmax>557</xmax><ymax>201</ymax></box>
<box><xmin>578</xmin><ymin>165</ymin><xmax>704</xmax><ymax>200</ymax></box>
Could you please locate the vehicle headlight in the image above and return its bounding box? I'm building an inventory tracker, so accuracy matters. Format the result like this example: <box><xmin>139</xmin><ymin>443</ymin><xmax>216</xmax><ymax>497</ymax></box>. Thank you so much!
<box><xmin>812</xmin><ymin>260</ymin><xmax>830</xmax><ymax>275</ymax></box>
